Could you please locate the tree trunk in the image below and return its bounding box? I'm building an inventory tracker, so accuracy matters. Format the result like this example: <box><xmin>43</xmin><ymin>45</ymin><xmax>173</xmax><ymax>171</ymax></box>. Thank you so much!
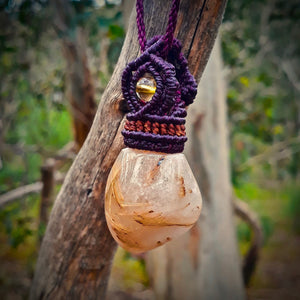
<box><xmin>53</xmin><ymin>0</ymin><xmax>97</xmax><ymax>150</ymax></box>
<box><xmin>62</xmin><ymin>28</ymin><xmax>96</xmax><ymax>150</ymax></box>
<box><xmin>146</xmin><ymin>39</ymin><xmax>245</xmax><ymax>300</ymax></box>
<box><xmin>30</xmin><ymin>1</ymin><xmax>227</xmax><ymax>299</ymax></box>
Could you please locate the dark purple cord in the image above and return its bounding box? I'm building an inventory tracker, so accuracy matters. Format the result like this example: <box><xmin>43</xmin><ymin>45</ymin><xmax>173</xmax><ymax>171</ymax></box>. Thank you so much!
<box><xmin>162</xmin><ymin>0</ymin><xmax>180</xmax><ymax>56</ymax></box>
<box><xmin>122</xmin><ymin>1</ymin><xmax>197</xmax><ymax>154</ymax></box>
<box><xmin>136</xmin><ymin>0</ymin><xmax>180</xmax><ymax>54</ymax></box>
<box><xmin>136</xmin><ymin>0</ymin><xmax>146</xmax><ymax>52</ymax></box>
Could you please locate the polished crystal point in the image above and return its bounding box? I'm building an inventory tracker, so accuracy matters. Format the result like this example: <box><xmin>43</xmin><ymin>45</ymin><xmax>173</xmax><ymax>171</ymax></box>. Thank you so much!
<box><xmin>105</xmin><ymin>148</ymin><xmax>202</xmax><ymax>253</ymax></box>
<box><xmin>136</xmin><ymin>73</ymin><xmax>156</xmax><ymax>102</ymax></box>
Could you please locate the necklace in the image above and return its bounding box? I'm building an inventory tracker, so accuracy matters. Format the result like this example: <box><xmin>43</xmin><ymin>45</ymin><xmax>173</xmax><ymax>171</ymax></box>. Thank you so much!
<box><xmin>105</xmin><ymin>0</ymin><xmax>202</xmax><ymax>253</ymax></box>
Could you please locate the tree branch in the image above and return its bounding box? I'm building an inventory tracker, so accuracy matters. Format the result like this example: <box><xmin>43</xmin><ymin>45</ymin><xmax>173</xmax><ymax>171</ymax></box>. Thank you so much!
<box><xmin>238</xmin><ymin>136</ymin><xmax>300</xmax><ymax>171</ymax></box>
<box><xmin>234</xmin><ymin>198</ymin><xmax>263</xmax><ymax>286</ymax></box>
<box><xmin>0</xmin><ymin>182</ymin><xmax>43</xmax><ymax>209</ymax></box>
<box><xmin>0</xmin><ymin>172</ymin><xmax>65</xmax><ymax>209</ymax></box>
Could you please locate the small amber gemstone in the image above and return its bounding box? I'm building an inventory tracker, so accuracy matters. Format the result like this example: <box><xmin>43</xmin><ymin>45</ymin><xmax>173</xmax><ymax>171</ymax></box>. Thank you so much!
<box><xmin>136</xmin><ymin>73</ymin><xmax>156</xmax><ymax>102</ymax></box>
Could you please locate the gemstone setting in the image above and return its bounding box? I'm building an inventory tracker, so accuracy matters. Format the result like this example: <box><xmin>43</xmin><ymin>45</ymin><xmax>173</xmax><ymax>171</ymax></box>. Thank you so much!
<box><xmin>136</xmin><ymin>73</ymin><xmax>156</xmax><ymax>102</ymax></box>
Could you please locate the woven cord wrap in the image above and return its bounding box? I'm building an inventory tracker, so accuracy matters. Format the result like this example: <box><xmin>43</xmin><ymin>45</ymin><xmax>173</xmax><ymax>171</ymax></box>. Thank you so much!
<box><xmin>122</xmin><ymin>0</ymin><xmax>197</xmax><ymax>154</ymax></box>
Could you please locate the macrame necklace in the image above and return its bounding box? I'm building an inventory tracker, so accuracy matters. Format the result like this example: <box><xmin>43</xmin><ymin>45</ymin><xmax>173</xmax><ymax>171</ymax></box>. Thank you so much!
<box><xmin>105</xmin><ymin>0</ymin><xmax>202</xmax><ymax>253</ymax></box>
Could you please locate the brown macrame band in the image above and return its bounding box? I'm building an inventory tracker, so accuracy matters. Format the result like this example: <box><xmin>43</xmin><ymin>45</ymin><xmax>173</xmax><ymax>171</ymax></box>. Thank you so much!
<box><xmin>124</xmin><ymin>120</ymin><xmax>186</xmax><ymax>137</ymax></box>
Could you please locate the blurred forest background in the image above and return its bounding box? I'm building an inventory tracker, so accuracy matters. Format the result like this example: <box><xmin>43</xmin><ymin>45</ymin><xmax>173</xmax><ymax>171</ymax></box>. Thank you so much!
<box><xmin>0</xmin><ymin>0</ymin><xmax>299</xmax><ymax>299</ymax></box>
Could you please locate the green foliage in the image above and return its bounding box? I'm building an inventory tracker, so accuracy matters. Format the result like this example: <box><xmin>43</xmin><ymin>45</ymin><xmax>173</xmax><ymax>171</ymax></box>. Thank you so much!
<box><xmin>0</xmin><ymin>1</ymin><xmax>73</xmax><ymax>258</ymax></box>
<box><xmin>237</xmin><ymin>221</ymin><xmax>252</xmax><ymax>255</ymax></box>
<box><xmin>0</xmin><ymin>196</ymin><xmax>39</xmax><ymax>248</ymax></box>
<box><xmin>6</xmin><ymin>91</ymin><xmax>71</xmax><ymax>149</ymax></box>
<box><xmin>284</xmin><ymin>184</ymin><xmax>300</xmax><ymax>233</ymax></box>
<box><xmin>108</xmin><ymin>24</ymin><xmax>125</xmax><ymax>40</ymax></box>
<box><xmin>260</xmin><ymin>215</ymin><xmax>274</xmax><ymax>243</ymax></box>
<box><xmin>223</xmin><ymin>0</ymin><xmax>300</xmax><ymax>185</ymax></box>
<box><xmin>83</xmin><ymin>7</ymin><xmax>124</xmax><ymax>72</ymax></box>
<box><xmin>234</xmin><ymin>182</ymin><xmax>277</xmax><ymax>248</ymax></box>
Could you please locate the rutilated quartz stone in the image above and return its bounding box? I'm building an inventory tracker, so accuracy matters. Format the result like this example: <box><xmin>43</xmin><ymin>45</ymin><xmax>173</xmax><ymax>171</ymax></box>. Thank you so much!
<box><xmin>136</xmin><ymin>73</ymin><xmax>156</xmax><ymax>102</ymax></box>
<box><xmin>105</xmin><ymin>148</ymin><xmax>202</xmax><ymax>253</ymax></box>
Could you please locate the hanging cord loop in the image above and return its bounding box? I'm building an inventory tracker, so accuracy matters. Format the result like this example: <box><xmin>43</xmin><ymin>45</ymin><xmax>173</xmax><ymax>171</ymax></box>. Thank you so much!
<box><xmin>136</xmin><ymin>0</ymin><xmax>180</xmax><ymax>55</ymax></box>
<box><xmin>136</xmin><ymin>0</ymin><xmax>147</xmax><ymax>52</ymax></box>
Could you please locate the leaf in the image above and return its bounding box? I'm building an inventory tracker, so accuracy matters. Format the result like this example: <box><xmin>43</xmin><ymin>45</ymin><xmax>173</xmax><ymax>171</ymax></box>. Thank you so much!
<box><xmin>272</xmin><ymin>124</ymin><xmax>283</xmax><ymax>135</ymax></box>
<box><xmin>239</xmin><ymin>76</ymin><xmax>249</xmax><ymax>87</ymax></box>
<box><xmin>107</xmin><ymin>24</ymin><xmax>125</xmax><ymax>41</ymax></box>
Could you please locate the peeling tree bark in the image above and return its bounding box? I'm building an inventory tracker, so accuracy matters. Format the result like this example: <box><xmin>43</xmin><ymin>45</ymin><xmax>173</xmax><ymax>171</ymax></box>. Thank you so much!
<box><xmin>146</xmin><ymin>40</ymin><xmax>246</xmax><ymax>300</ymax></box>
<box><xmin>30</xmin><ymin>1</ymin><xmax>227</xmax><ymax>299</ymax></box>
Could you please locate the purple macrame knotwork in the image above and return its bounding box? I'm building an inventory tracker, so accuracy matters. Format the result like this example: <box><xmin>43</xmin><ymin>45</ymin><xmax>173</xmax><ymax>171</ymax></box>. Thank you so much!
<box><xmin>121</xmin><ymin>0</ymin><xmax>197</xmax><ymax>154</ymax></box>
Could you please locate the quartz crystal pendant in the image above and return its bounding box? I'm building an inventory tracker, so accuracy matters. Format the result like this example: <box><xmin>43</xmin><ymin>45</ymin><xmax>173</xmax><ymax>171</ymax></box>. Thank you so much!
<box><xmin>136</xmin><ymin>73</ymin><xmax>156</xmax><ymax>102</ymax></box>
<box><xmin>105</xmin><ymin>148</ymin><xmax>202</xmax><ymax>253</ymax></box>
